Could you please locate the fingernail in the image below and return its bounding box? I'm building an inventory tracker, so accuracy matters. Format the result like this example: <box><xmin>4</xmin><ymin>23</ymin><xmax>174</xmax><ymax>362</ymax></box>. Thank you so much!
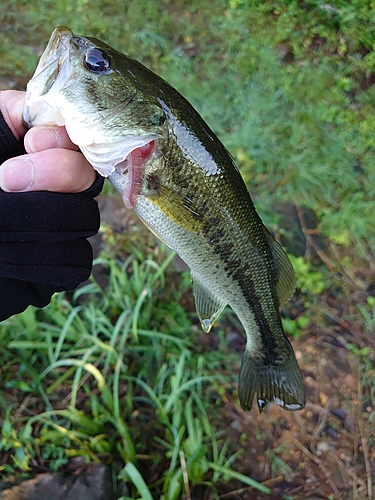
<box><xmin>27</xmin><ymin>128</ymin><xmax>60</xmax><ymax>152</ymax></box>
<box><xmin>0</xmin><ymin>158</ymin><xmax>35</xmax><ymax>192</ymax></box>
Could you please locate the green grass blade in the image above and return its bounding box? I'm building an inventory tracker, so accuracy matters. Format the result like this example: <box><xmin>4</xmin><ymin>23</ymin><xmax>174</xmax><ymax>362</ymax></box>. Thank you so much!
<box><xmin>208</xmin><ymin>462</ymin><xmax>272</xmax><ymax>494</ymax></box>
<box><xmin>120</xmin><ymin>462</ymin><xmax>154</xmax><ymax>500</ymax></box>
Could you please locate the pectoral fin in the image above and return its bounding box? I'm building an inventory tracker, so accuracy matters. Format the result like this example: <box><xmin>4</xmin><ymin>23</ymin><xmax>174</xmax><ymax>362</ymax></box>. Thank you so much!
<box><xmin>192</xmin><ymin>273</ymin><xmax>227</xmax><ymax>332</ymax></box>
<box><xmin>145</xmin><ymin>177</ymin><xmax>204</xmax><ymax>233</ymax></box>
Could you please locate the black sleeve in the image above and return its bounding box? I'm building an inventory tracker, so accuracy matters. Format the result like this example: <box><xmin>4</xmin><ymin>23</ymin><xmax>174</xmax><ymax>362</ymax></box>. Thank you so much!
<box><xmin>0</xmin><ymin>112</ymin><xmax>104</xmax><ymax>321</ymax></box>
<box><xmin>0</xmin><ymin>112</ymin><xmax>27</xmax><ymax>162</ymax></box>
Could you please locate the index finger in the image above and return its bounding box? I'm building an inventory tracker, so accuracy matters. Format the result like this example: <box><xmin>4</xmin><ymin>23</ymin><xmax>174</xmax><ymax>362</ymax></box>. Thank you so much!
<box><xmin>24</xmin><ymin>125</ymin><xmax>80</xmax><ymax>154</ymax></box>
<box><xmin>0</xmin><ymin>90</ymin><xmax>27</xmax><ymax>141</ymax></box>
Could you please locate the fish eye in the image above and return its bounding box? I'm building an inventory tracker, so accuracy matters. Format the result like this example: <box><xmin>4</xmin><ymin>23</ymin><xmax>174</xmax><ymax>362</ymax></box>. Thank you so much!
<box><xmin>83</xmin><ymin>48</ymin><xmax>111</xmax><ymax>74</ymax></box>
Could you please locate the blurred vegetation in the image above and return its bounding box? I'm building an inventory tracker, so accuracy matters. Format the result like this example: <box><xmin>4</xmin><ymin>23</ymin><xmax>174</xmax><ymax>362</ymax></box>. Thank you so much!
<box><xmin>1</xmin><ymin>0</ymin><xmax>374</xmax><ymax>256</ymax></box>
<box><xmin>0</xmin><ymin>0</ymin><xmax>374</xmax><ymax>498</ymax></box>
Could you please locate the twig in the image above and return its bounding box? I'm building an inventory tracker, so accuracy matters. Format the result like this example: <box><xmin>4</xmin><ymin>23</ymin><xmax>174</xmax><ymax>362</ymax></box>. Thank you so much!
<box><xmin>311</xmin><ymin>398</ymin><xmax>332</xmax><ymax>444</ymax></box>
<box><xmin>309</xmin><ymin>398</ymin><xmax>355</xmax><ymax>493</ymax></box>
<box><xmin>293</xmin><ymin>438</ymin><xmax>343</xmax><ymax>500</ymax></box>
<box><xmin>292</xmin><ymin>410</ymin><xmax>307</xmax><ymax>438</ymax></box>
<box><xmin>294</xmin><ymin>203</ymin><xmax>336</xmax><ymax>269</ymax></box>
<box><xmin>14</xmin><ymin>394</ymin><xmax>32</xmax><ymax>419</ymax></box>
<box><xmin>330</xmin><ymin>243</ymin><xmax>366</xmax><ymax>290</ymax></box>
<box><xmin>179</xmin><ymin>449</ymin><xmax>191</xmax><ymax>500</ymax></box>
<box><xmin>330</xmin><ymin>450</ymin><xmax>352</xmax><ymax>490</ymax></box>
<box><xmin>219</xmin><ymin>490</ymin><xmax>243</xmax><ymax>499</ymax></box>
<box><xmin>261</xmin><ymin>475</ymin><xmax>286</xmax><ymax>488</ymax></box>
<box><xmin>219</xmin><ymin>475</ymin><xmax>285</xmax><ymax>499</ymax></box>
<box><xmin>357</xmin><ymin>369</ymin><xmax>373</xmax><ymax>500</ymax></box>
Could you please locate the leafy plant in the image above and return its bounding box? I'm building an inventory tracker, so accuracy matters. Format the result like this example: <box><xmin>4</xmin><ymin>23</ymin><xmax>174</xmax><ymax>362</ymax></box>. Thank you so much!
<box><xmin>0</xmin><ymin>251</ymin><xmax>250</xmax><ymax>496</ymax></box>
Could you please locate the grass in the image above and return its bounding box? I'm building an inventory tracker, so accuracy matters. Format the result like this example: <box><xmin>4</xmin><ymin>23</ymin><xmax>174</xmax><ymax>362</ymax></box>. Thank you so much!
<box><xmin>1</xmin><ymin>0</ymin><xmax>375</xmax><ymax>498</ymax></box>
<box><xmin>0</xmin><ymin>248</ymin><xmax>246</xmax><ymax>498</ymax></box>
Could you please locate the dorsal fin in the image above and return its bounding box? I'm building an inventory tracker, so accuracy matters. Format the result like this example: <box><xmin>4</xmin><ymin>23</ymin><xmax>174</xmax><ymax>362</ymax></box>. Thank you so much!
<box><xmin>263</xmin><ymin>227</ymin><xmax>296</xmax><ymax>305</ymax></box>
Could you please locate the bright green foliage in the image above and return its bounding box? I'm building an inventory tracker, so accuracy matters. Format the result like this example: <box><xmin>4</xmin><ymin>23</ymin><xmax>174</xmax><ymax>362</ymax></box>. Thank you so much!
<box><xmin>281</xmin><ymin>255</ymin><xmax>330</xmax><ymax>338</ymax></box>
<box><xmin>0</xmin><ymin>250</ymin><xmax>249</xmax><ymax>497</ymax></box>
<box><xmin>356</xmin><ymin>296</ymin><xmax>375</xmax><ymax>336</ymax></box>
<box><xmin>289</xmin><ymin>256</ymin><xmax>327</xmax><ymax>297</ymax></box>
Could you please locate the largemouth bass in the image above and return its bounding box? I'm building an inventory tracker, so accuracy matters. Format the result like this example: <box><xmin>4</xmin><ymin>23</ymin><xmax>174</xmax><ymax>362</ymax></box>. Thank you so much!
<box><xmin>23</xmin><ymin>27</ymin><xmax>305</xmax><ymax>412</ymax></box>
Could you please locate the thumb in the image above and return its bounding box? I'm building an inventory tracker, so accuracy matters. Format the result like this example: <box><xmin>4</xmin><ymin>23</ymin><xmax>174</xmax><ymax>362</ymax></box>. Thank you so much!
<box><xmin>0</xmin><ymin>149</ymin><xmax>97</xmax><ymax>193</ymax></box>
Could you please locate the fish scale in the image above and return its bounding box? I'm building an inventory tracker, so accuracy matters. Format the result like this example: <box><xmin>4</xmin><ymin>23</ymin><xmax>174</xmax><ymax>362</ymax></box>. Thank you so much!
<box><xmin>23</xmin><ymin>26</ymin><xmax>306</xmax><ymax>412</ymax></box>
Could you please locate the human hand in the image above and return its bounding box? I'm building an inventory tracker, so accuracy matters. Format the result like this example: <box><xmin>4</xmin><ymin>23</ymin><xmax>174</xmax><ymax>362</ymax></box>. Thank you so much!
<box><xmin>0</xmin><ymin>90</ymin><xmax>103</xmax><ymax>321</ymax></box>
<box><xmin>0</xmin><ymin>90</ymin><xmax>96</xmax><ymax>192</ymax></box>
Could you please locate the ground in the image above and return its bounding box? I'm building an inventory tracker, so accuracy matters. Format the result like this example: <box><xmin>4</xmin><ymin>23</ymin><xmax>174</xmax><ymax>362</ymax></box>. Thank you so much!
<box><xmin>95</xmin><ymin>193</ymin><xmax>375</xmax><ymax>499</ymax></box>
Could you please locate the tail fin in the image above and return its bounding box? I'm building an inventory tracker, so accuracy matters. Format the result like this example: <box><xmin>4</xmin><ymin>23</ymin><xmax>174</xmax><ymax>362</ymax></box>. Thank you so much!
<box><xmin>238</xmin><ymin>339</ymin><xmax>305</xmax><ymax>412</ymax></box>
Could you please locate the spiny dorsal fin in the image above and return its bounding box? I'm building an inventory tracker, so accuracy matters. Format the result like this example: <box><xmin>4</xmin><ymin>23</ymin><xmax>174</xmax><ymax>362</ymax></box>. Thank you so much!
<box><xmin>192</xmin><ymin>272</ymin><xmax>227</xmax><ymax>332</ymax></box>
<box><xmin>263</xmin><ymin>227</ymin><xmax>296</xmax><ymax>305</ymax></box>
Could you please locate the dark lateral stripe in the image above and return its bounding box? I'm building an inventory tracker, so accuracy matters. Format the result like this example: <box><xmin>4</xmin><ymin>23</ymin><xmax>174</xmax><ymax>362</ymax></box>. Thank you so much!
<box><xmin>203</xmin><ymin>218</ymin><xmax>284</xmax><ymax>360</ymax></box>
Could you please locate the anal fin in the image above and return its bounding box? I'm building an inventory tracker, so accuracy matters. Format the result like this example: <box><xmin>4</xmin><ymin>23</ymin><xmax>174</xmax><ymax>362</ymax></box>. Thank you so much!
<box><xmin>192</xmin><ymin>273</ymin><xmax>226</xmax><ymax>332</ymax></box>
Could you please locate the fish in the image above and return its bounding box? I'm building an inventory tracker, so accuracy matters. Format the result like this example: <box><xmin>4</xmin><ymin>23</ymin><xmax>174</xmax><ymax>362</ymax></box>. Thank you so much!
<box><xmin>23</xmin><ymin>26</ymin><xmax>305</xmax><ymax>412</ymax></box>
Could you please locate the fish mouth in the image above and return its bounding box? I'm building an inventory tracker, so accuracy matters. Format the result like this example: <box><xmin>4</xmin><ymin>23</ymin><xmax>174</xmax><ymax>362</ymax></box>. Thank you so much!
<box><xmin>35</xmin><ymin>26</ymin><xmax>73</xmax><ymax>75</ymax></box>
<box><xmin>23</xmin><ymin>27</ymin><xmax>75</xmax><ymax>128</ymax></box>
<box><xmin>28</xmin><ymin>26</ymin><xmax>73</xmax><ymax>94</ymax></box>
<box><xmin>30</xmin><ymin>26</ymin><xmax>96</xmax><ymax>82</ymax></box>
